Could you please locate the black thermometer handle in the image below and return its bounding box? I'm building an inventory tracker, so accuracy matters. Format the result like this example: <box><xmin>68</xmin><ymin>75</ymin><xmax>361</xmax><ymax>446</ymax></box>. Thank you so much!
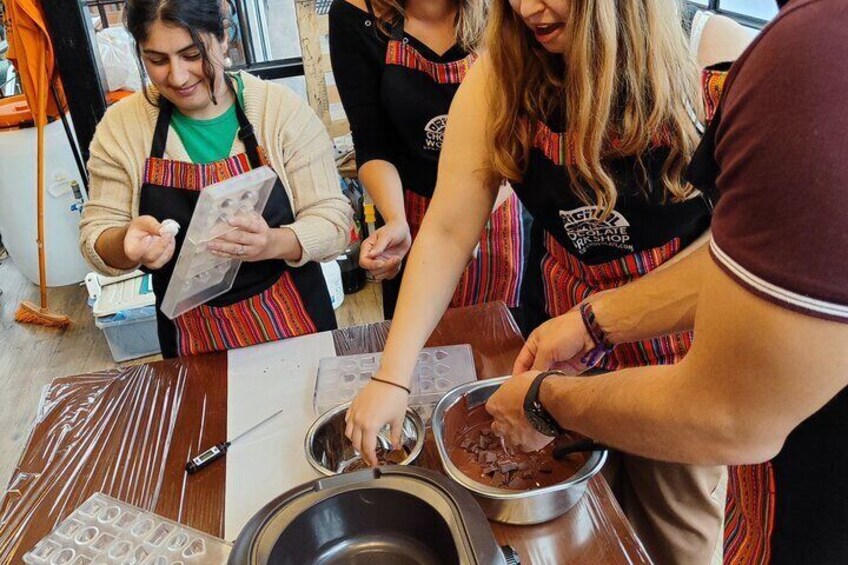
<box><xmin>185</xmin><ymin>442</ymin><xmax>230</xmax><ymax>474</ymax></box>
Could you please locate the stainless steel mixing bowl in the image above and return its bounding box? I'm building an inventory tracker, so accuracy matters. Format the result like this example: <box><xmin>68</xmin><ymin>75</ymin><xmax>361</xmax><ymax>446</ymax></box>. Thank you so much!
<box><xmin>432</xmin><ymin>377</ymin><xmax>607</xmax><ymax>525</ymax></box>
<box><xmin>305</xmin><ymin>402</ymin><xmax>425</xmax><ymax>476</ymax></box>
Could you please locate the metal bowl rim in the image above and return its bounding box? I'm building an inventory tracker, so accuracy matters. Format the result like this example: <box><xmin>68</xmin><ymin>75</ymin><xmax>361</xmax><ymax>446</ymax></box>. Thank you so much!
<box><xmin>432</xmin><ymin>377</ymin><xmax>607</xmax><ymax>500</ymax></box>
<box><xmin>304</xmin><ymin>401</ymin><xmax>426</xmax><ymax>477</ymax></box>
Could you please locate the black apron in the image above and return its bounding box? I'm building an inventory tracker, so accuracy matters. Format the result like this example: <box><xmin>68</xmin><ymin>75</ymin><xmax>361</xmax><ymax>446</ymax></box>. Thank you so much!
<box><xmin>515</xmin><ymin>124</ymin><xmax>712</xmax><ymax>347</ymax></box>
<box><xmin>367</xmin><ymin>5</ymin><xmax>525</xmax><ymax>318</ymax></box>
<box><xmin>139</xmin><ymin>92</ymin><xmax>335</xmax><ymax>357</ymax></box>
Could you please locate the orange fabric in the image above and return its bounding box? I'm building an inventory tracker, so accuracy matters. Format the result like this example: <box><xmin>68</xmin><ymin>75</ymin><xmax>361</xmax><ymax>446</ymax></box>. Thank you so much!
<box><xmin>4</xmin><ymin>0</ymin><xmax>64</xmax><ymax>125</ymax></box>
<box><xmin>4</xmin><ymin>0</ymin><xmax>67</xmax><ymax>311</ymax></box>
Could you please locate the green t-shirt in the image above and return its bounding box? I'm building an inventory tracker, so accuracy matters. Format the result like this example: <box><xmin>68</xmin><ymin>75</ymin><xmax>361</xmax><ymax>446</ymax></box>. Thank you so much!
<box><xmin>170</xmin><ymin>74</ymin><xmax>245</xmax><ymax>164</ymax></box>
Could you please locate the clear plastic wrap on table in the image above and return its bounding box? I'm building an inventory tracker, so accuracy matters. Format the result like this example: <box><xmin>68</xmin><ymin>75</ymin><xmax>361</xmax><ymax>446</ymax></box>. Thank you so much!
<box><xmin>313</xmin><ymin>344</ymin><xmax>476</xmax><ymax>419</ymax></box>
<box><xmin>0</xmin><ymin>358</ymin><xmax>228</xmax><ymax>564</ymax></box>
<box><xmin>24</xmin><ymin>493</ymin><xmax>230</xmax><ymax>564</ymax></box>
<box><xmin>160</xmin><ymin>166</ymin><xmax>277</xmax><ymax>320</ymax></box>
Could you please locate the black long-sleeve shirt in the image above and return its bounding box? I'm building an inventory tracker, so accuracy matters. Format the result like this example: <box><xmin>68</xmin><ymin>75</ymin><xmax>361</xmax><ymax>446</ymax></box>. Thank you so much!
<box><xmin>329</xmin><ymin>0</ymin><xmax>469</xmax><ymax>193</ymax></box>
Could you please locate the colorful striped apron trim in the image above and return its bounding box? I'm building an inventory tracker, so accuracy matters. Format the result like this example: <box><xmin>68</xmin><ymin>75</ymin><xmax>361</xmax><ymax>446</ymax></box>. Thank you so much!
<box><xmin>385</xmin><ymin>39</ymin><xmax>476</xmax><ymax>85</ymax></box>
<box><xmin>174</xmin><ymin>271</ymin><xmax>318</xmax><ymax>356</ymax></box>
<box><xmin>143</xmin><ymin>148</ymin><xmax>270</xmax><ymax>191</ymax></box>
<box><xmin>702</xmin><ymin>68</ymin><xmax>729</xmax><ymax>124</ymax></box>
<box><xmin>724</xmin><ymin>464</ymin><xmax>775</xmax><ymax>565</ymax></box>
<box><xmin>540</xmin><ymin>231</ymin><xmax>691</xmax><ymax>369</ymax></box>
<box><xmin>145</xmin><ymin>148</ymin><xmax>317</xmax><ymax>357</ymax></box>
<box><xmin>404</xmin><ymin>190</ymin><xmax>524</xmax><ymax>308</ymax></box>
<box><xmin>530</xmin><ymin>121</ymin><xmax>673</xmax><ymax>168</ymax></box>
<box><xmin>532</xmin><ymin>121</ymin><xmax>576</xmax><ymax>167</ymax></box>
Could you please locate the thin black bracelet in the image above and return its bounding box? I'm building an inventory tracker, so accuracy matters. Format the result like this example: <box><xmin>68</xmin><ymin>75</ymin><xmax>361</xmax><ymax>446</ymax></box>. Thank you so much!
<box><xmin>371</xmin><ymin>376</ymin><xmax>411</xmax><ymax>395</ymax></box>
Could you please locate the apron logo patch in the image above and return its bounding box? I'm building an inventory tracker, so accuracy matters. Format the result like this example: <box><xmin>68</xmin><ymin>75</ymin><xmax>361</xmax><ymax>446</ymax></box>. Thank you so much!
<box><xmin>559</xmin><ymin>206</ymin><xmax>635</xmax><ymax>254</ymax></box>
<box><xmin>423</xmin><ymin>115</ymin><xmax>448</xmax><ymax>151</ymax></box>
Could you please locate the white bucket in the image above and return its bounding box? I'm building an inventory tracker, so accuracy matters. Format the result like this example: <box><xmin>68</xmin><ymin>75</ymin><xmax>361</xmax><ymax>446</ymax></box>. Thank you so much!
<box><xmin>0</xmin><ymin>114</ymin><xmax>90</xmax><ymax>286</ymax></box>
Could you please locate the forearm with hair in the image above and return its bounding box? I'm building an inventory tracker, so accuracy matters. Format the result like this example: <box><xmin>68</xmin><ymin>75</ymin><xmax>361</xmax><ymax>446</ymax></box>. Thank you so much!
<box><xmin>591</xmin><ymin>245</ymin><xmax>709</xmax><ymax>345</ymax></box>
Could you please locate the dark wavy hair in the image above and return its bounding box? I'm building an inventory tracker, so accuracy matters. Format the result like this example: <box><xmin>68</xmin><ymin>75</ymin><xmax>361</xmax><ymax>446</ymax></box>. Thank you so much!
<box><xmin>125</xmin><ymin>0</ymin><xmax>228</xmax><ymax>107</ymax></box>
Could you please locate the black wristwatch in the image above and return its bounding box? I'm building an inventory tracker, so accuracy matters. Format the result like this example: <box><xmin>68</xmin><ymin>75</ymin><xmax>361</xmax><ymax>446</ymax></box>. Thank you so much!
<box><xmin>523</xmin><ymin>370</ymin><xmax>565</xmax><ymax>437</ymax></box>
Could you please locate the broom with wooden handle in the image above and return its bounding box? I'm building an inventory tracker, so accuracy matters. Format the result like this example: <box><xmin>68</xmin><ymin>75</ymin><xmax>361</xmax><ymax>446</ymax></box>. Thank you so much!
<box><xmin>14</xmin><ymin>71</ymin><xmax>70</xmax><ymax>328</ymax></box>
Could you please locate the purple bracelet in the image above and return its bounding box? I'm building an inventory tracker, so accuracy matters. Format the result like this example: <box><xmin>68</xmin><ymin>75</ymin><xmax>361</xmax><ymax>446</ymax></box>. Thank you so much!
<box><xmin>579</xmin><ymin>303</ymin><xmax>614</xmax><ymax>367</ymax></box>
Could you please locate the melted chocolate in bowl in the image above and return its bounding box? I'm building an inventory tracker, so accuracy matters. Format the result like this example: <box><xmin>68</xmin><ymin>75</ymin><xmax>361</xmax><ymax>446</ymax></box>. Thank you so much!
<box><xmin>444</xmin><ymin>400</ymin><xmax>585</xmax><ymax>491</ymax></box>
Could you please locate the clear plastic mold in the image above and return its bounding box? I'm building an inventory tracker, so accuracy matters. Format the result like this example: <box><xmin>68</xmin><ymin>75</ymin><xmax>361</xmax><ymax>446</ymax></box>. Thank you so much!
<box><xmin>160</xmin><ymin>166</ymin><xmax>277</xmax><ymax>320</ymax></box>
<box><xmin>314</xmin><ymin>344</ymin><xmax>476</xmax><ymax>421</ymax></box>
<box><xmin>23</xmin><ymin>493</ymin><xmax>230</xmax><ymax>564</ymax></box>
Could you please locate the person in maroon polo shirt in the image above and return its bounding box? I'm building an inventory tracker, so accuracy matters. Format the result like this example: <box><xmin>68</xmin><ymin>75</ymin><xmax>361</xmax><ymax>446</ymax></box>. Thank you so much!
<box><xmin>487</xmin><ymin>1</ymin><xmax>848</xmax><ymax>563</ymax></box>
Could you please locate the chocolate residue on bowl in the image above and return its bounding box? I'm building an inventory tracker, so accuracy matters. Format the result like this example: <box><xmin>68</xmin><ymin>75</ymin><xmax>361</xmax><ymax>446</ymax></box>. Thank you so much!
<box><xmin>445</xmin><ymin>402</ymin><xmax>585</xmax><ymax>491</ymax></box>
<box><xmin>342</xmin><ymin>446</ymin><xmax>409</xmax><ymax>473</ymax></box>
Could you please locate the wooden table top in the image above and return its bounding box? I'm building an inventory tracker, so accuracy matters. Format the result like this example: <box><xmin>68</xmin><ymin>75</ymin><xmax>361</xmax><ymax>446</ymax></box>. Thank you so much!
<box><xmin>0</xmin><ymin>302</ymin><xmax>649</xmax><ymax>564</ymax></box>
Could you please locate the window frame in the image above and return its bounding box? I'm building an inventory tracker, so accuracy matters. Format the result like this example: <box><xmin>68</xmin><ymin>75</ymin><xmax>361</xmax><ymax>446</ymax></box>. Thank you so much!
<box><xmin>685</xmin><ymin>1</ymin><xmax>775</xmax><ymax>30</ymax></box>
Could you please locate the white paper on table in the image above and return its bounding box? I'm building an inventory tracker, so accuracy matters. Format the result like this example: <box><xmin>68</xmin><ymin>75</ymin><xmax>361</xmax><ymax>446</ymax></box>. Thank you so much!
<box><xmin>224</xmin><ymin>331</ymin><xmax>336</xmax><ymax>540</ymax></box>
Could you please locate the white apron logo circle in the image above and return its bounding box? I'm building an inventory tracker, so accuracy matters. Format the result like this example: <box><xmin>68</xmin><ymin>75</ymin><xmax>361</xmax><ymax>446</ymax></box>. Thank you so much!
<box><xmin>424</xmin><ymin>115</ymin><xmax>448</xmax><ymax>152</ymax></box>
<box><xmin>559</xmin><ymin>206</ymin><xmax>635</xmax><ymax>254</ymax></box>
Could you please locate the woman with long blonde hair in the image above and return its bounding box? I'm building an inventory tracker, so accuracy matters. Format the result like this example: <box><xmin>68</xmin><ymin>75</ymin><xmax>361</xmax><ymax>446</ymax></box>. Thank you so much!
<box><xmin>345</xmin><ymin>1</ymin><xmax>752</xmax><ymax>561</ymax></box>
<box><xmin>329</xmin><ymin>0</ymin><xmax>526</xmax><ymax>319</ymax></box>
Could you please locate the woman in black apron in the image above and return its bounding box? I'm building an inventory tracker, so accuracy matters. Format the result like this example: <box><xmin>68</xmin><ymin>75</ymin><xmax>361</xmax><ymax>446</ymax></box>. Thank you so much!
<box><xmin>343</xmin><ymin>2</ymin><xmax>750</xmax><ymax>562</ymax></box>
<box><xmin>329</xmin><ymin>0</ymin><xmax>525</xmax><ymax>319</ymax></box>
<box><xmin>81</xmin><ymin>0</ymin><xmax>349</xmax><ymax>357</ymax></box>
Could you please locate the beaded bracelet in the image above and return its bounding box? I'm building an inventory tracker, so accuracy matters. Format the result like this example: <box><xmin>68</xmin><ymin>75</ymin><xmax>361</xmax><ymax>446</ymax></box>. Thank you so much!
<box><xmin>579</xmin><ymin>303</ymin><xmax>614</xmax><ymax>367</ymax></box>
<box><xmin>371</xmin><ymin>376</ymin><xmax>411</xmax><ymax>395</ymax></box>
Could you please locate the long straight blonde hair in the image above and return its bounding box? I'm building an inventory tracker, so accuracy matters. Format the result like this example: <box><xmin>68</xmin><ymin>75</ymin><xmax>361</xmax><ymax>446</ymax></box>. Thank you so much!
<box><xmin>370</xmin><ymin>0</ymin><xmax>488</xmax><ymax>52</ymax></box>
<box><xmin>486</xmin><ymin>0</ymin><xmax>700</xmax><ymax>218</ymax></box>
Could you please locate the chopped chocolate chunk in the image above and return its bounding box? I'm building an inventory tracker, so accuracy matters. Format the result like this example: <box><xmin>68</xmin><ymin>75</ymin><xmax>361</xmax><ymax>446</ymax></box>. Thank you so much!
<box><xmin>518</xmin><ymin>461</ymin><xmax>530</xmax><ymax>471</ymax></box>
<box><xmin>508</xmin><ymin>475</ymin><xmax>524</xmax><ymax>489</ymax></box>
<box><xmin>480</xmin><ymin>428</ymin><xmax>492</xmax><ymax>436</ymax></box>
<box><xmin>478</xmin><ymin>436</ymin><xmax>488</xmax><ymax>449</ymax></box>
<box><xmin>492</xmin><ymin>472</ymin><xmax>507</xmax><ymax>486</ymax></box>
<box><xmin>460</xmin><ymin>438</ymin><xmax>473</xmax><ymax>450</ymax></box>
<box><xmin>483</xmin><ymin>465</ymin><xmax>498</xmax><ymax>476</ymax></box>
<box><xmin>499</xmin><ymin>462</ymin><xmax>520</xmax><ymax>474</ymax></box>
<box><xmin>477</xmin><ymin>451</ymin><xmax>488</xmax><ymax>464</ymax></box>
<box><xmin>485</xmin><ymin>452</ymin><xmax>497</xmax><ymax>464</ymax></box>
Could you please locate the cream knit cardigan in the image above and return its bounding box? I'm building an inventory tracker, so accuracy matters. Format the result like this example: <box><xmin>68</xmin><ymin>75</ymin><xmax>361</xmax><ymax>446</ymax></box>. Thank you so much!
<box><xmin>80</xmin><ymin>71</ymin><xmax>352</xmax><ymax>276</ymax></box>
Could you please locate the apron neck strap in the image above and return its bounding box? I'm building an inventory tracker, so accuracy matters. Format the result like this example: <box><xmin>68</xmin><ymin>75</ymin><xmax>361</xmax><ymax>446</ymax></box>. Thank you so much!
<box><xmin>390</xmin><ymin>14</ymin><xmax>405</xmax><ymax>40</ymax></box>
<box><xmin>150</xmin><ymin>97</ymin><xmax>173</xmax><ymax>159</ymax></box>
<box><xmin>229</xmin><ymin>76</ymin><xmax>264</xmax><ymax>169</ymax></box>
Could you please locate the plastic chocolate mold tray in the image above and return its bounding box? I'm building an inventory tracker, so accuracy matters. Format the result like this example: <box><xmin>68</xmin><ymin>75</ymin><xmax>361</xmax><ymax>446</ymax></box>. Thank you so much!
<box><xmin>314</xmin><ymin>344</ymin><xmax>476</xmax><ymax>421</ymax></box>
<box><xmin>23</xmin><ymin>493</ymin><xmax>231</xmax><ymax>564</ymax></box>
<box><xmin>160</xmin><ymin>166</ymin><xmax>277</xmax><ymax>320</ymax></box>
